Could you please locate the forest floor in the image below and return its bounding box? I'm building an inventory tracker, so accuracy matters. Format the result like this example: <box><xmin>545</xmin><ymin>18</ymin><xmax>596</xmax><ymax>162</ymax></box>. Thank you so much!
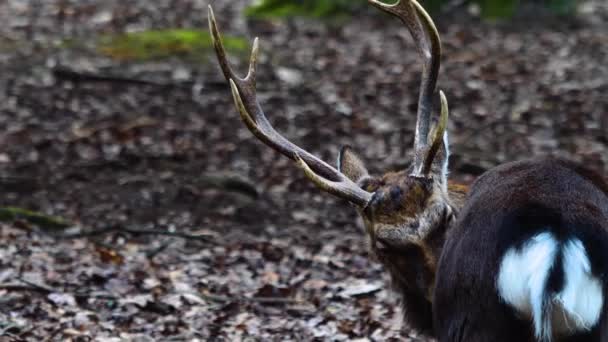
<box><xmin>0</xmin><ymin>0</ymin><xmax>607</xmax><ymax>341</ymax></box>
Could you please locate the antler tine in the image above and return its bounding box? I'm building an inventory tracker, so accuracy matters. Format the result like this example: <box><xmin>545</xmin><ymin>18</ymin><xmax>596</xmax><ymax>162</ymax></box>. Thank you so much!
<box><xmin>422</xmin><ymin>90</ymin><xmax>448</xmax><ymax>176</ymax></box>
<box><xmin>208</xmin><ymin>6</ymin><xmax>373</xmax><ymax>207</ymax></box>
<box><xmin>368</xmin><ymin>0</ymin><xmax>442</xmax><ymax>175</ymax></box>
<box><xmin>293</xmin><ymin>154</ymin><xmax>372</xmax><ymax>206</ymax></box>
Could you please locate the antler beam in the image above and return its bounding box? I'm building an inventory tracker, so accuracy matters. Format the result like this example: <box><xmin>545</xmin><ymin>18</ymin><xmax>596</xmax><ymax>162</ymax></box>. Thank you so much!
<box><xmin>368</xmin><ymin>0</ymin><xmax>443</xmax><ymax>177</ymax></box>
<box><xmin>208</xmin><ymin>6</ymin><xmax>373</xmax><ymax>207</ymax></box>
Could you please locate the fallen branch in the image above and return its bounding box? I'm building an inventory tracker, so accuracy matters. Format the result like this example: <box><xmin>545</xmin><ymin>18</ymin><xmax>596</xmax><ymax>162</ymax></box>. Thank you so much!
<box><xmin>1</xmin><ymin>208</ymin><xmax>215</xmax><ymax>244</ymax></box>
<box><xmin>0</xmin><ymin>323</ymin><xmax>20</xmax><ymax>338</ymax></box>
<box><xmin>146</xmin><ymin>240</ymin><xmax>175</xmax><ymax>258</ymax></box>
<box><xmin>52</xmin><ymin>65</ymin><xmax>170</xmax><ymax>87</ymax></box>
<box><xmin>200</xmin><ymin>292</ymin><xmax>304</xmax><ymax>305</ymax></box>
<box><xmin>0</xmin><ymin>283</ymin><xmax>52</xmax><ymax>294</ymax></box>
<box><xmin>122</xmin><ymin>227</ymin><xmax>215</xmax><ymax>243</ymax></box>
<box><xmin>0</xmin><ymin>207</ymin><xmax>70</xmax><ymax>230</ymax></box>
<box><xmin>56</xmin><ymin>225</ymin><xmax>215</xmax><ymax>244</ymax></box>
<box><xmin>18</xmin><ymin>277</ymin><xmax>57</xmax><ymax>293</ymax></box>
<box><xmin>0</xmin><ymin>278</ymin><xmax>56</xmax><ymax>294</ymax></box>
<box><xmin>52</xmin><ymin>66</ymin><xmax>227</xmax><ymax>90</ymax></box>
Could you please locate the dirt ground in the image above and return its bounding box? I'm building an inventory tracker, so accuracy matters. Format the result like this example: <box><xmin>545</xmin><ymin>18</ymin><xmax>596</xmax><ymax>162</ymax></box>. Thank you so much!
<box><xmin>0</xmin><ymin>0</ymin><xmax>607</xmax><ymax>340</ymax></box>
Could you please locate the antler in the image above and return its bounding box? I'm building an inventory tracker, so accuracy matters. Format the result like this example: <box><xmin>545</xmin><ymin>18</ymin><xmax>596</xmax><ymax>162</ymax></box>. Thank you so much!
<box><xmin>208</xmin><ymin>6</ymin><xmax>373</xmax><ymax>207</ymax></box>
<box><xmin>368</xmin><ymin>0</ymin><xmax>446</xmax><ymax>177</ymax></box>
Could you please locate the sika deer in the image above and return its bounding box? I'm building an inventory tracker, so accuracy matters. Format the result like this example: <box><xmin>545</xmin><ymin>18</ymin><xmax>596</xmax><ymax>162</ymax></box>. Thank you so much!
<box><xmin>208</xmin><ymin>1</ymin><xmax>608</xmax><ymax>341</ymax></box>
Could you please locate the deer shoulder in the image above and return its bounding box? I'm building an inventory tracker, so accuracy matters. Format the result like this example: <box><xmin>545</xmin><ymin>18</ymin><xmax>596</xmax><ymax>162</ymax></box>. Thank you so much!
<box><xmin>208</xmin><ymin>1</ymin><xmax>608</xmax><ymax>341</ymax></box>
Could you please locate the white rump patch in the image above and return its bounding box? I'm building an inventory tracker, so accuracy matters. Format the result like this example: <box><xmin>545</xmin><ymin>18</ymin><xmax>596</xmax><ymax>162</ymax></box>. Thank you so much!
<box><xmin>497</xmin><ymin>232</ymin><xmax>559</xmax><ymax>339</ymax></box>
<box><xmin>497</xmin><ymin>232</ymin><xmax>603</xmax><ymax>341</ymax></box>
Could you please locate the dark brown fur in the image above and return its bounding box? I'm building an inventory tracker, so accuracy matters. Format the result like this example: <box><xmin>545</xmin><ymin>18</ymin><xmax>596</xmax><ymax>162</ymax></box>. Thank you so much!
<box><xmin>434</xmin><ymin>158</ymin><xmax>608</xmax><ymax>341</ymax></box>
<box><xmin>353</xmin><ymin>157</ymin><xmax>608</xmax><ymax>341</ymax></box>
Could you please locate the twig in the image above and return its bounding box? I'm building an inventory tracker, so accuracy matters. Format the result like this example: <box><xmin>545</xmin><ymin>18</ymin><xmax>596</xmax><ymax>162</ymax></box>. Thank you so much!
<box><xmin>0</xmin><ymin>278</ymin><xmax>55</xmax><ymax>294</ymax></box>
<box><xmin>0</xmin><ymin>283</ymin><xmax>51</xmax><ymax>294</ymax></box>
<box><xmin>53</xmin><ymin>226</ymin><xmax>117</xmax><ymax>239</ymax></box>
<box><xmin>52</xmin><ymin>66</ymin><xmax>227</xmax><ymax>90</ymax></box>
<box><xmin>17</xmin><ymin>277</ymin><xmax>56</xmax><ymax>293</ymax></box>
<box><xmin>52</xmin><ymin>66</ymin><xmax>171</xmax><ymax>87</ymax></box>
<box><xmin>0</xmin><ymin>323</ymin><xmax>20</xmax><ymax>337</ymax></box>
<box><xmin>123</xmin><ymin>227</ymin><xmax>214</xmax><ymax>242</ymax></box>
<box><xmin>74</xmin><ymin>291</ymin><xmax>118</xmax><ymax>301</ymax></box>
<box><xmin>3</xmin><ymin>208</ymin><xmax>217</xmax><ymax>244</ymax></box>
<box><xmin>56</xmin><ymin>225</ymin><xmax>215</xmax><ymax>244</ymax></box>
<box><xmin>146</xmin><ymin>240</ymin><xmax>175</xmax><ymax>258</ymax></box>
<box><xmin>0</xmin><ymin>207</ymin><xmax>71</xmax><ymax>230</ymax></box>
<box><xmin>200</xmin><ymin>292</ymin><xmax>304</xmax><ymax>305</ymax></box>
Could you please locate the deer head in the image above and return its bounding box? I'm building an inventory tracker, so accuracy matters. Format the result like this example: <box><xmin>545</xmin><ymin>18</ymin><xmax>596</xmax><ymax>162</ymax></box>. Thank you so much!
<box><xmin>209</xmin><ymin>0</ymin><xmax>466</xmax><ymax>335</ymax></box>
<box><xmin>208</xmin><ymin>0</ymin><xmax>459</xmax><ymax>246</ymax></box>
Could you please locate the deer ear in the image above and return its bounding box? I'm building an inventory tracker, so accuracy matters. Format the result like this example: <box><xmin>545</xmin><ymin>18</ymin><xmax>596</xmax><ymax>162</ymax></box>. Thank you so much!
<box><xmin>338</xmin><ymin>146</ymin><xmax>369</xmax><ymax>183</ymax></box>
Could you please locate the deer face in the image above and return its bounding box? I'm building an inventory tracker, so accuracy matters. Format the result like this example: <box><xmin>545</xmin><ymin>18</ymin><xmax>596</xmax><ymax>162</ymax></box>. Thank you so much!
<box><xmin>366</xmin><ymin>174</ymin><xmax>446</xmax><ymax>250</ymax></box>
<box><xmin>338</xmin><ymin>145</ymin><xmax>451</xmax><ymax>254</ymax></box>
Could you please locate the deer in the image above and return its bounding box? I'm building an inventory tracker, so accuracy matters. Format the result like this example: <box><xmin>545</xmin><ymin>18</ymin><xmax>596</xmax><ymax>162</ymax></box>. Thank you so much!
<box><xmin>208</xmin><ymin>1</ymin><xmax>608</xmax><ymax>341</ymax></box>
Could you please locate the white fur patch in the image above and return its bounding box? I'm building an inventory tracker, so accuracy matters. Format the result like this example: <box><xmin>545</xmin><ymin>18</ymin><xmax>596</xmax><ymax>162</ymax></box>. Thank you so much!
<box><xmin>553</xmin><ymin>239</ymin><xmax>603</xmax><ymax>335</ymax></box>
<box><xmin>497</xmin><ymin>232</ymin><xmax>603</xmax><ymax>341</ymax></box>
<box><xmin>498</xmin><ymin>232</ymin><xmax>558</xmax><ymax>340</ymax></box>
<box><xmin>441</xmin><ymin>131</ymin><xmax>449</xmax><ymax>193</ymax></box>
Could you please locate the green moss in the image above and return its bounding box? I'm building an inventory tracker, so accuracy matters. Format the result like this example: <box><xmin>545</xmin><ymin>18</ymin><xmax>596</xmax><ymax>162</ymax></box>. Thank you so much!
<box><xmin>245</xmin><ymin>0</ymin><xmax>366</xmax><ymax>20</ymax></box>
<box><xmin>477</xmin><ymin>0</ymin><xmax>519</xmax><ymax>19</ymax></box>
<box><xmin>0</xmin><ymin>207</ymin><xmax>71</xmax><ymax>230</ymax></box>
<box><xmin>97</xmin><ymin>29</ymin><xmax>247</xmax><ymax>61</ymax></box>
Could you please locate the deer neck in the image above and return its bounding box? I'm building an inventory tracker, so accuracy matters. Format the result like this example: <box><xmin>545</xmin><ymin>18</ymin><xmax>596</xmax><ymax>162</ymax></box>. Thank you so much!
<box><xmin>375</xmin><ymin>182</ymin><xmax>468</xmax><ymax>307</ymax></box>
<box><xmin>424</xmin><ymin>182</ymin><xmax>468</xmax><ymax>267</ymax></box>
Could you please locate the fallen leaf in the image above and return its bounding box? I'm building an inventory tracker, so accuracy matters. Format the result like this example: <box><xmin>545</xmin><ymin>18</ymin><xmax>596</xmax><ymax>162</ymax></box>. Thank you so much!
<box><xmin>95</xmin><ymin>246</ymin><xmax>124</xmax><ymax>265</ymax></box>
<box><xmin>48</xmin><ymin>292</ymin><xmax>77</xmax><ymax>306</ymax></box>
<box><xmin>338</xmin><ymin>282</ymin><xmax>382</xmax><ymax>298</ymax></box>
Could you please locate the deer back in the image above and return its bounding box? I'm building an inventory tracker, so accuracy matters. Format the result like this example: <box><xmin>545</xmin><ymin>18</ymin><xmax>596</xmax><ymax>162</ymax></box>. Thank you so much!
<box><xmin>434</xmin><ymin>158</ymin><xmax>608</xmax><ymax>342</ymax></box>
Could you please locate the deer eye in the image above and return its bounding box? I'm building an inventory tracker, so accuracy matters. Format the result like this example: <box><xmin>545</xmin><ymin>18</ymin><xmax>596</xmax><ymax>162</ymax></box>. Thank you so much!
<box><xmin>390</xmin><ymin>186</ymin><xmax>403</xmax><ymax>202</ymax></box>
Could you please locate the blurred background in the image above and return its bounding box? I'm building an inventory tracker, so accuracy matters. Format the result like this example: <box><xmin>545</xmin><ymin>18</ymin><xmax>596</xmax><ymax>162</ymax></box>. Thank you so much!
<box><xmin>0</xmin><ymin>0</ymin><xmax>606</xmax><ymax>340</ymax></box>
